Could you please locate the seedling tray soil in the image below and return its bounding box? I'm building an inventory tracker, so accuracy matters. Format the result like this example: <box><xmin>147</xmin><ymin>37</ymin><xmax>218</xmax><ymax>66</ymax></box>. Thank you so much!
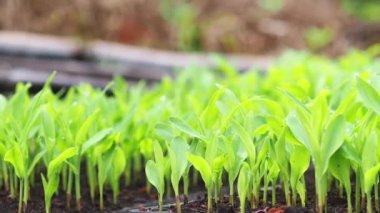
<box><xmin>128</xmin><ymin>171</ymin><xmax>348</xmax><ymax>213</ymax></box>
<box><xmin>0</xmin><ymin>170</ymin><xmax>153</xmax><ymax>213</ymax></box>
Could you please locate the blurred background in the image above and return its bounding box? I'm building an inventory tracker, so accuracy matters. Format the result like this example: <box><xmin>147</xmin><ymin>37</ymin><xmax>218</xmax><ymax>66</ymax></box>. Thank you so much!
<box><xmin>1</xmin><ymin>0</ymin><xmax>380</xmax><ymax>55</ymax></box>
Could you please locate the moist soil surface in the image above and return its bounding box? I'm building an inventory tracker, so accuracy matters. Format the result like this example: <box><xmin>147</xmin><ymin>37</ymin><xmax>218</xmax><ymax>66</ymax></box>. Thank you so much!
<box><xmin>0</xmin><ymin>170</ymin><xmax>356</xmax><ymax>212</ymax></box>
<box><xmin>136</xmin><ymin>170</ymin><xmax>350</xmax><ymax>213</ymax></box>
<box><xmin>0</xmin><ymin>170</ymin><xmax>154</xmax><ymax>213</ymax></box>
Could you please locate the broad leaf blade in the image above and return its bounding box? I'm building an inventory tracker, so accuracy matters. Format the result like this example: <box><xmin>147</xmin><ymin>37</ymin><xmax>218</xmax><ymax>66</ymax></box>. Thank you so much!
<box><xmin>357</xmin><ymin>77</ymin><xmax>380</xmax><ymax>115</ymax></box>
<box><xmin>320</xmin><ymin>115</ymin><xmax>346</xmax><ymax>174</ymax></box>
<box><xmin>187</xmin><ymin>154</ymin><xmax>212</xmax><ymax>188</ymax></box>
<box><xmin>81</xmin><ymin>128</ymin><xmax>113</xmax><ymax>155</ymax></box>
<box><xmin>169</xmin><ymin>117</ymin><xmax>205</xmax><ymax>141</ymax></box>
<box><xmin>48</xmin><ymin>147</ymin><xmax>78</xmax><ymax>178</ymax></box>
<box><xmin>4</xmin><ymin>145</ymin><xmax>26</xmax><ymax>178</ymax></box>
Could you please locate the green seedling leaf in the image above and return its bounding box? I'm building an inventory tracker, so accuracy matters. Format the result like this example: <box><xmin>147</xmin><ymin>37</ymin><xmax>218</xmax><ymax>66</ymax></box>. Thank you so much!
<box><xmin>168</xmin><ymin>136</ymin><xmax>190</xmax><ymax>196</ymax></box>
<box><xmin>145</xmin><ymin>140</ymin><xmax>165</xmax><ymax>210</ymax></box>
<box><xmin>48</xmin><ymin>147</ymin><xmax>78</xmax><ymax>178</ymax></box>
<box><xmin>41</xmin><ymin>173</ymin><xmax>60</xmax><ymax>213</ymax></box>
<box><xmin>81</xmin><ymin>128</ymin><xmax>113</xmax><ymax>155</ymax></box>
<box><xmin>232</xmin><ymin>120</ymin><xmax>256</xmax><ymax>165</ymax></box>
<box><xmin>169</xmin><ymin>117</ymin><xmax>205</xmax><ymax>141</ymax></box>
<box><xmin>187</xmin><ymin>154</ymin><xmax>212</xmax><ymax>188</ymax></box>
<box><xmin>329</xmin><ymin>149</ymin><xmax>351</xmax><ymax>204</ymax></box>
<box><xmin>146</xmin><ymin>160</ymin><xmax>164</xmax><ymax>194</ymax></box>
<box><xmin>4</xmin><ymin>145</ymin><xmax>26</xmax><ymax>178</ymax></box>
<box><xmin>357</xmin><ymin>77</ymin><xmax>380</xmax><ymax>115</ymax></box>
<box><xmin>281</xmin><ymin>89</ymin><xmax>311</xmax><ymax>113</ymax></box>
<box><xmin>0</xmin><ymin>143</ymin><xmax>7</xmax><ymax>156</ymax></box>
<box><xmin>98</xmin><ymin>148</ymin><xmax>115</xmax><ymax>188</ymax></box>
<box><xmin>362</xmin><ymin>132</ymin><xmax>378</xmax><ymax>172</ymax></box>
<box><xmin>113</xmin><ymin>147</ymin><xmax>126</xmax><ymax>177</ymax></box>
<box><xmin>286</xmin><ymin>112</ymin><xmax>314</xmax><ymax>155</ymax></box>
<box><xmin>364</xmin><ymin>163</ymin><xmax>380</xmax><ymax>194</ymax></box>
<box><xmin>155</xmin><ymin>122</ymin><xmax>174</xmax><ymax>141</ymax></box>
<box><xmin>290</xmin><ymin>145</ymin><xmax>310</xmax><ymax>204</ymax></box>
<box><xmin>153</xmin><ymin>140</ymin><xmax>164</xmax><ymax>165</ymax></box>
<box><xmin>238</xmin><ymin>162</ymin><xmax>251</xmax><ymax>213</ymax></box>
<box><xmin>320</xmin><ymin>115</ymin><xmax>346</xmax><ymax>174</ymax></box>
<box><xmin>75</xmin><ymin>110</ymin><xmax>99</xmax><ymax>146</ymax></box>
<box><xmin>27</xmin><ymin>148</ymin><xmax>47</xmax><ymax>176</ymax></box>
<box><xmin>41</xmin><ymin>106</ymin><xmax>56</xmax><ymax>142</ymax></box>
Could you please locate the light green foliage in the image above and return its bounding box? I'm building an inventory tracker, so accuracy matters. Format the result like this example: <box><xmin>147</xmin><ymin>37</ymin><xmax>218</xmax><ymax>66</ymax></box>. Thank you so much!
<box><xmin>167</xmin><ymin>136</ymin><xmax>189</xmax><ymax>212</ymax></box>
<box><xmin>187</xmin><ymin>153</ymin><xmax>213</xmax><ymax>212</ymax></box>
<box><xmin>238</xmin><ymin>162</ymin><xmax>251</xmax><ymax>213</ymax></box>
<box><xmin>42</xmin><ymin>147</ymin><xmax>78</xmax><ymax>213</ymax></box>
<box><xmin>357</xmin><ymin>77</ymin><xmax>380</xmax><ymax>115</ymax></box>
<box><xmin>145</xmin><ymin>140</ymin><xmax>165</xmax><ymax>211</ymax></box>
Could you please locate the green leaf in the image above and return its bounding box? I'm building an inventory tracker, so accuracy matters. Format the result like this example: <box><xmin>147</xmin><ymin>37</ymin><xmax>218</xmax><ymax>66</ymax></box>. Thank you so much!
<box><xmin>4</xmin><ymin>145</ymin><xmax>26</xmax><ymax>178</ymax></box>
<box><xmin>281</xmin><ymin>90</ymin><xmax>311</xmax><ymax>113</ymax></box>
<box><xmin>169</xmin><ymin>137</ymin><xmax>189</xmax><ymax>178</ymax></box>
<box><xmin>27</xmin><ymin>149</ymin><xmax>47</xmax><ymax>176</ymax></box>
<box><xmin>329</xmin><ymin>150</ymin><xmax>351</xmax><ymax>196</ymax></box>
<box><xmin>41</xmin><ymin>173</ymin><xmax>60</xmax><ymax>205</ymax></box>
<box><xmin>286</xmin><ymin>112</ymin><xmax>313</xmax><ymax>154</ymax></box>
<box><xmin>112</xmin><ymin>147</ymin><xmax>126</xmax><ymax>177</ymax></box>
<box><xmin>168</xmin><ymin>137</ymin><xmax>189</xmax><ymax>194</ymax></box>
<box><xmin>169</xmin><ymin>117</ymin><xmax>205</xmax><ymax>141</ymax></box>
<box><xmin>41</xmin><ymin>106</ymin><xmax>56</xmax><ymax>142</ymax></box>
<box><xmin>48</xmin><ymin>147</ymin><xmax>78</xmax><ymax>178</ymax></box>
<box><xmin>98</xmin><ymin>148</ymin><xmax>115</xmax><ymax>186</ymax></box>
<box><xmin>155</xmin><ymin>122</ymin><xmax>174</xmax><ymax>141</ymax></box>
<box><xmin>274</xmin><ymin>130</ymin><xmax>289</xmax><ymax>179</ymax></box>
<box><xmin>320</xmin><ymin>115</ymin><xmax>346</xmax><ymax>174</ymax></box>
<box><xmin>81</xmin><ymin>128</ymin><xmax>113</xmax><ymax>155</ymax></box>
<box><xmin>145</xmin><ymin>160</ymin><xmax>164</xmax><ymax>194</ymax></box>
<box><xmin>290</xmin><ymin>145</ymin><xmax>310</xmax><ymax>192</ymax></box>
<box><xmin>75</xmin><ymin>110</ymin><xmax>99</xmax><ymax>146</ymax></box>
<box><xmin>364</xmin><ymin>163</ymin><xmax>380</xmax><ymax>194</ymax></box>
<box><xmin>187</xmin><ymin>154</ymin><xmax>212</xmax><ymax>188</ymax></box>
<box><xmin>357</xmin><ymin>77</ymin><xmax>380</xmax><ymax>115</ymax></box>
<box><xmin>153</xmin><ymin>140</ymin><xmax>164</xmax><ymax>165</ymax></box>
<box><xmin>238</xmin><ymin>162</ymin><xmax>251</xmax><ymax>202</ymax></box>
<box><xmin>362</xmin><ymin>132</ymin><xmax>378</xmax><ymax>172</ymax></box>
<box><xmin>232</xmin><ymin>120</ymin><xmax>256</xmax><ymax>165</ymax></box>
<box><xmin>0</xmin><ymin>143</ymin><xmax>7</xmax><ymax>156</ymax></box>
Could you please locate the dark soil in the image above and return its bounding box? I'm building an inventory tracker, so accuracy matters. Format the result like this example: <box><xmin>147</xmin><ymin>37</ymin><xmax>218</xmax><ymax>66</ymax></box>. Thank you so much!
<box><xmin>133</xmin><ymin>170</ymin><xmax>352</xmax><ymax>213</ymax></box>
<box><xmin>0</xmin><ymin>169</ymin><xmax>360</xmax><ymax>212</ymax></box>
<box><xmin>0</xmin><ymin>172</ymin><xmax>153</xmax><ymax>213</ymax></box>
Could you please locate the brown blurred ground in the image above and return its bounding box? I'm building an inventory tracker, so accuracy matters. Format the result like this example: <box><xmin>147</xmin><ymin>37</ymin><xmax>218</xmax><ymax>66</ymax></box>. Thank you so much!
<box><xmin>0</xmin><ymin>0</ymin><xmax>379</xmax><ymax>55</ymax></box>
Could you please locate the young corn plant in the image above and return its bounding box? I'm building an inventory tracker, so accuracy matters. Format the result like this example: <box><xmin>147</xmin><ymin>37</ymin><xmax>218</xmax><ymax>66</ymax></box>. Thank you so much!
<box><xmin>222</xmin><ymin>135</ymin><xmax>247</xmax><ymax>206</ymax></box>
<box><xmin>167</xmin><ymin>136</ymin><xmax>190</xmax><ymax>213</ymax></box>
<box><xmin>145</xmin><ymin>140</ymin><xmax>166</xmax><ymax>211</ymax></box>
<box><xmin>70</xmin><ymin>110</ymin><xmax>112</xmax><ymax>210</ymax></box>
<box><xmin>238</xmin><ymin>162</ymin><xmax>251</xmax><ymax>213</ymax></box>
<box><xmin>41</xmin><ymin>147</ymin><xmax>78</xmax><ymax>213</ymax></box>
<box><xmin>187</xmin><ymin>153</ymin><xmax>213</xmax><ymax>213</ymax></box>
<box><xmin>286</xmin><ymin>93</ymin><xmax>347</xmax><ymax>213</ymax></box>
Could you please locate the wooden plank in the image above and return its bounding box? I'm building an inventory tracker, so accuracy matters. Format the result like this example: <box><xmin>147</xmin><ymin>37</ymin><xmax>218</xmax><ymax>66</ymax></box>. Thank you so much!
<box><xmin>0</xmin><ymin>31</ymin><xmax>273</xmax><ymax>91</ymax></box>
<box><xmin>0</xmin><ymin>31</ymin><xmax>271</xmax><ymax>71</ymax></box>
<box><xmin>0</xmin><ymin>31</ymin><xmax>81</xmax><ymax>59</ymax></box>
<box><xmin>89</xmin><ymin>40</ymin><xmax>271</xmax><ymax>71</ymax></box>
